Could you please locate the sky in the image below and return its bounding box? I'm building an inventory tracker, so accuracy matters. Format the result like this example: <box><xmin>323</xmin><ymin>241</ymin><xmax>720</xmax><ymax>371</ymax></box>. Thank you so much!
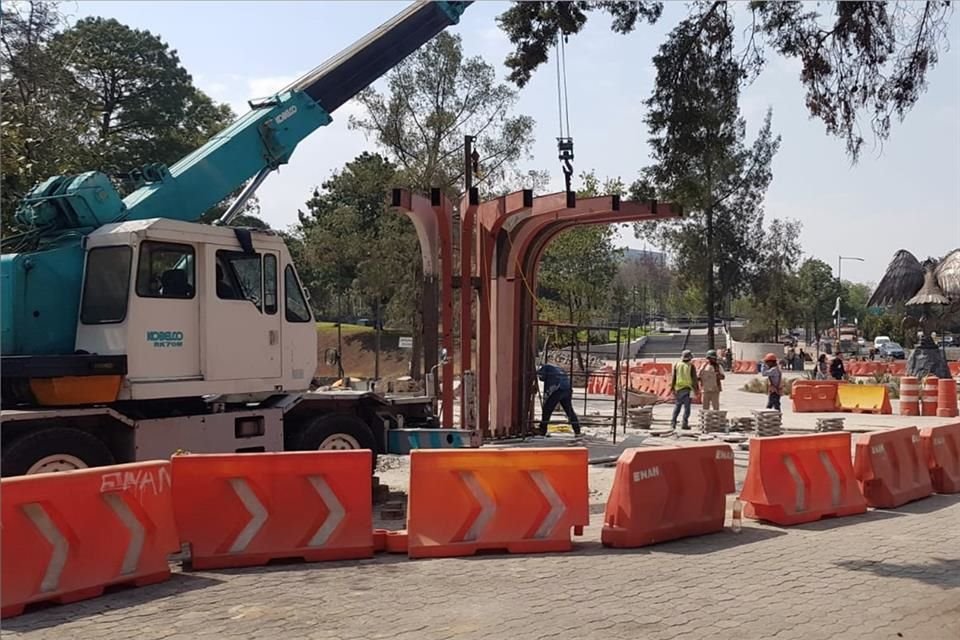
<box><xmin>69</xmin><ymin>0</ymin><xmax>960</xmax><ymax>285</ymax></box>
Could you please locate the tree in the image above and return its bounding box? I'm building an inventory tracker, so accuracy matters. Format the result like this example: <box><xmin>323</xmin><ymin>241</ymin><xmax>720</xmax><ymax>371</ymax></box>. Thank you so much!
<box><xmin>537</xmin><ymin>171</ymin><xmax>623</xmax><ymax>339</ymax></box>
<box><xmin>496</xmin><ymin>1</ymin><xmax>954</xmax><ymax>161</ymax></box>
<box><xmin>1</xmin><ymin>2</ymin><xmax>244</xmax><ymax>233</ymax></box>
<box><xmin>796</xmin><ymin>258</ymin><xmax>837</xmax><ymax>341</ymax></box>
<box><xmin>746</xmin><ymin>219</ymin><xmax>804</xmax><ymax>340</ymax></box>
<box><xmin>630</xmin><ymin>6</ymin><xmax>781</xmax><ymax>349</ymax></box>
<box><xmin>350</xmin><ymin>31</ymin><xmax>536</xmax><ymax>200</ymax></box>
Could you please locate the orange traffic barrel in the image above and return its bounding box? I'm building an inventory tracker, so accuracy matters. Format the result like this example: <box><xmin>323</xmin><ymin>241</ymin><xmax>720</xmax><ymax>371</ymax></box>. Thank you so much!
<box><xmin>937</xmin><ymin>378</ymin><xmax>958</xmax><ymax>418</ymax></box>
<box><xmin>899</xmin><ymin>376</ymin><xmax>920</xmax><ymax>416</ymax></box>
<box><xmin>921</xmin><ymin>376</ymin><xmax>939</xmax><ymax>417</ymax></box>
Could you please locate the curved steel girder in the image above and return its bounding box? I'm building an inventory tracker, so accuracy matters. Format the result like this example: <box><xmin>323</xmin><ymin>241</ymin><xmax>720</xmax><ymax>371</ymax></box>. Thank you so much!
<box><xmin>492</xmin><ymin>201</ymin><xmax>682</xmax><ymax>434</ymax></box>
<box><xmin>391</xmin><ymin>189</ymin><xmax>439</xmax><ymax>275</ymax></box>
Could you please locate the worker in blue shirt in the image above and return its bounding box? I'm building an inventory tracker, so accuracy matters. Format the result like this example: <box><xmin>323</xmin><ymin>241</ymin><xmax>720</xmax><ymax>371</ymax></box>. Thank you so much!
<box><xmin>536</xmin><ymin>363</ymin><xmax>582</xmax><ymax>437</ymax></box>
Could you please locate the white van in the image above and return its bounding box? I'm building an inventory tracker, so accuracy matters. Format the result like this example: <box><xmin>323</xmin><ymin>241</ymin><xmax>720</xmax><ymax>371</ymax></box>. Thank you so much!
<box><xmin>874</xmin><ymin>336</ymin><xmax>891</xmax><ymax>349</ymax></box>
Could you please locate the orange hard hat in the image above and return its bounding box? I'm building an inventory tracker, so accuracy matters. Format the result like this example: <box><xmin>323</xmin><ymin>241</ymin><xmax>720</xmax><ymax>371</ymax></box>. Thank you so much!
<box><xmin>764</xmin><ymin>353</ymin><xmax>778</xmax><ymax>362</ymax></box>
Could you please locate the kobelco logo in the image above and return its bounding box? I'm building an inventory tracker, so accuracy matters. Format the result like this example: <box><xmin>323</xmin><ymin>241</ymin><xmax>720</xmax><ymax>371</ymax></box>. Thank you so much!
<box><xmin>147</xmin><ymin>330</ymin><xmax>184</xmax><ymax>348</ymax></box>
<box><xmin>633</xmin><ymin>466</ymin><xmax>661</xmax><ymax>482</ymax></box>
<box><xmin>275</xmin><ymin>105</ymin><xmax>298</xmax><ymax>125</ymax></box>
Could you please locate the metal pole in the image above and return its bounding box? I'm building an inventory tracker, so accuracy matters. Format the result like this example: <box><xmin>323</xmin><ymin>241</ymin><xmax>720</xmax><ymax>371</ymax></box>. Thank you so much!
<box><xmin>583</xmin><ymin>330</ymin><xmax>591</xmax><ymax>419</ymax></box>
<box><xmin>374</xmin><ymin>297</ymin><xmax>381</xmax><ymax>381</ymax></box>
<box><xmin>612</xmin><ymin>320</ymin><xmax>622</xmax><ymax>443</ymax></box>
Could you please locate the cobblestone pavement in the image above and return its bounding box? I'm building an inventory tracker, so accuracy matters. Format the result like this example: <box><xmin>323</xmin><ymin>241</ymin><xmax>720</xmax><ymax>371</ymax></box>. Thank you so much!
<box><xmin>3</xmin><ymin>493</ymin><xmax>958</xmax><ymax>640</ymax></box>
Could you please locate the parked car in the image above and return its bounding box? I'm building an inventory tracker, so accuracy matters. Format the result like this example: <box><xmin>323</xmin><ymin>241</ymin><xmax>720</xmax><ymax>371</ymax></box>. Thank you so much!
<box><xmin>879</xmin><ymin>341</ymin><xmax>906</xmax><ymax>359</ymax></box>
<box><xmin>874</xmin><ymin>335</ymin><xmax>891</xmax><ymax>349</ymax></box>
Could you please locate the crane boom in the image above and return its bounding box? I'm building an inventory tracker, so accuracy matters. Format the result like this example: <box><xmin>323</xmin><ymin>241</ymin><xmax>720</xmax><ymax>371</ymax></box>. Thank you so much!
<box><xmin>1</xmin><ymin>0</ymin><xmax>471</xmax><ymax>357</ymax></box>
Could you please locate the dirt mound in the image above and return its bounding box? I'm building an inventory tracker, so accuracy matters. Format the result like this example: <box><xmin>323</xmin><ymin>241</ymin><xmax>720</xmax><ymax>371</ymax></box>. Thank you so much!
<box><xmin>316</xmin><ymin>325</ymin><xmax>412</xmax><ymax>379</ymax></box>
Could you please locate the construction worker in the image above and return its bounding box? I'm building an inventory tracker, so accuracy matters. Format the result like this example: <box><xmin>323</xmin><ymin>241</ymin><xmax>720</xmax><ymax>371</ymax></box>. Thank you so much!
<box><xmin>830</xmin><ymin>353</ymin><xmax>846</xmax><ymax>380</ymax></box>
<box><xmin>700</xmin><ymin>349</ymin><xmax>725</xmax><ymax>410</ymax></box>
<box><xmin>760</xmin><ymin>352</ymin><xmax>783</xmax><ymax>411</ymax></box>
<box><xmin>670</xmin><ymin>349</ymin><xmax>699</xmax><ymax>430</ymax></box>
<box><xmin>536</xmin><ymin>363</ymin><xmax>581</xmax><ymax>437</ymax></box>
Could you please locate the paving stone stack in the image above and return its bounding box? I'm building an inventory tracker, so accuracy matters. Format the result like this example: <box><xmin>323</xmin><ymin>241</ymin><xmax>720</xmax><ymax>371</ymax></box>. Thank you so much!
<box><xmin>698</xmin><ymin>410</ymin><xmax>728</xmax><ymax>434</ymax></box>
<box><xmin>815</xmin><ymin>417</ymin><xmax>845</xmax><ymax>432</ymax></box>
<box><xmin>730</xmin><ymin>416</ymin><xmax>756</xmax><ymax>433</ymax></box>
<box><xmin>752</xmin><ymin>410</ymin><xmax>783</xmax><ymax>437</ymax></box>
<box><xmin>627</xmin><ymin>406</ymin><xmax>654</xmax><ymax>429</ymax></box>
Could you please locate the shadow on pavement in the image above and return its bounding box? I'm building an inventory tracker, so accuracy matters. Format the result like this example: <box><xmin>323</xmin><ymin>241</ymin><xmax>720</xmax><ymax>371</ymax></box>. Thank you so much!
<box><xmin>835</xmin><ymin>557</ymin><xmax>960</xmax><ymax>590</ymax></box>
<box><xmin>2</xmin><ymin>572</ymin><xmax>222</xmax><ymax>632</ymax></box>
<box><xmin>876</xmin><ymin>492</ymin><xmax>960</xmax><ymax>515</ymax></box>
<box><xmin>786</xmin><ymin>507</ymin><xmax>905</xmax><ymax>532</ymax></box>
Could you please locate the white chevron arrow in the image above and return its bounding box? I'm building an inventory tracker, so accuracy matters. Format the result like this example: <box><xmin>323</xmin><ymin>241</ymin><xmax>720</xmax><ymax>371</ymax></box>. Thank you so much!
<box><xmin>228</xmin><ymin>478</ymin><xmax>267</xmax><ymax>553</ymax></box>
<box><xmin>307</xmin><ymin>476</ymin><xmax>345</xmax><ymax>547</ymax></box>
<box><xmin>528</xmin><ymin>471</ymin><xmax>566</xmax><ymax>539</ymax></box>
<box><xmin>459</xmin><ymin>471</ymin><xmax>495</xmax><ymax>542</ymax></box>
<box><xmin>102</xmin><ymin>493</ymin><xmax>145</xmax><ymax>575</ymax></box>
<box><xmin>22</xmin><ymin>503</ymin><xmax>68</xmax><ymax>593</ymax></box>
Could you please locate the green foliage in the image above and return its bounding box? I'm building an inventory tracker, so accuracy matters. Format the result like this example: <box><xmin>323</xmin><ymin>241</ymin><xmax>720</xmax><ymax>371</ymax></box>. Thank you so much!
<box><xmin>630</xmin><ymin>6</ymin><xmax>781</xmax><ymax>347</ymax></box>
<box><xmin>350</xmin><ymin>31</ymin><xmax>536</xmax><ymax>201</ymax></box>
<box><xmin>796</xmin><ymin>258</ymin><xmax>837</xmax><ymax>339</ymax></box>
<box><xmin>496</xmin><ymin>1</ymin><xmax>953</xmax><ymax>161</ymax></box>
<box><xmin>537</xmin><ymin>170</ymin><xmax>624</xmax><ymax>327</ymax></box>
<box><xmin>745</xmin><ymin>219</ymin><xmax>804</xmax><ymax>340</ymax></box>
<box><xmin>1</xmin><ymin>1</ymin><xmax>245</xmax><ymax>234</ymax></box>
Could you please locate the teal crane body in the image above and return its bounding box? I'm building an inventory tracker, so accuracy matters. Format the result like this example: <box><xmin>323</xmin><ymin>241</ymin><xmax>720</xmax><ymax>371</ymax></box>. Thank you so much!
<box><xmin>1</xmin><ymin>1</ymin><xmax>470</xmax><ymax>357</ymax></box>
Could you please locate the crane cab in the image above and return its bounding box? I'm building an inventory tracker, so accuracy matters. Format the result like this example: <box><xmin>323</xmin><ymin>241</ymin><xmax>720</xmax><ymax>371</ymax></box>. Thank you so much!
<box><xmin>74</xmin><ymin>218</ymin><xmax>317</xmax><ymax>402</ymax></box>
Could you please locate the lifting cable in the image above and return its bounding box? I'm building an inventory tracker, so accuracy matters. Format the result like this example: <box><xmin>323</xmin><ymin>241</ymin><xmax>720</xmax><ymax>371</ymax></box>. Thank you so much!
<box><xmin>555</xmin><ymin>32</ymin><xmax>575</xmax><ymax>195</ymax></box>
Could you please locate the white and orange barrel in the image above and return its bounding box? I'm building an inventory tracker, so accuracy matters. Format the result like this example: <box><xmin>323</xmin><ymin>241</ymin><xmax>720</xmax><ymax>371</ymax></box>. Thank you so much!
<box><xmin>937</xmin><ymin>378</ymin><xmax>958</xmax><ymax>418</ymax></box>
<box><xmin>899</xmin><ymin>376</ymin><xmax>920</xmax><ymax>416</ymax></box>
<box><xmin>921</xmin><ymin>376</ymin><xmax>940</xmax><ymax>417</ymax></box>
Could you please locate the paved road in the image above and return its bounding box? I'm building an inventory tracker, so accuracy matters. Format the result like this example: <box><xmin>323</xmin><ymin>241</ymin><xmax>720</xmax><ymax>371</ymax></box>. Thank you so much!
<box><xmin>5</xmin><ymin>493</ymin><xmax>958</xmax><ymax>640</ymax></box>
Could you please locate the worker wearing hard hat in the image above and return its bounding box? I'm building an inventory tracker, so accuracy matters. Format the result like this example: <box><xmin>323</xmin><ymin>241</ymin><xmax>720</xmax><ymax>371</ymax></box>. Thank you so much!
<box><xmin>760</xmin><ymin>353</ymin><xmax>783</xmax><ymax>411</ymax></box>
<box><xmin>700</xmin><ymin>349</ymin><xmax>725</xmax><ymax>410</ymax></box>
<box><xmin>670</xmin><ymin>349</ymin><xmax>700</xmax><ymax>431</ymax></box>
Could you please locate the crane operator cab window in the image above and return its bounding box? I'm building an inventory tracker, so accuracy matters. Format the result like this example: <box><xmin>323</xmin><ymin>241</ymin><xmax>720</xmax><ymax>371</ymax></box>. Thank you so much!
<box><xmin>80</xmin><ymin>246</ymin><xmax>133</xmax><ymax>324</ymax></box>
<box><xmin>135</xmin><ymin>242</ymin><xmax>195</xmax><ymax>299</ymax></box>
<box><xmin>216</xmin><ymin>250</ymin><xmax>263</xmax><ymax>309</ymax></box>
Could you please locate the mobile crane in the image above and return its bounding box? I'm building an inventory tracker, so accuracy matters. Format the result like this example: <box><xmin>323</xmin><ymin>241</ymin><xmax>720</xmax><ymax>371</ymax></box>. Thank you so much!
<box><xmin>0</xmin><ymin>0</ymin><xmax>473</xmax><ymax>476</ymax></box>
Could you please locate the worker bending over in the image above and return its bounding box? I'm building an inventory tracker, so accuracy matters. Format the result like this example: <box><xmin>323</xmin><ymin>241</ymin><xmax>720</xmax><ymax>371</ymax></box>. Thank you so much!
<box><xmin>537</xmin><ymin>363</ymin><xmax>582</xmax><ymax>437</ymax></box>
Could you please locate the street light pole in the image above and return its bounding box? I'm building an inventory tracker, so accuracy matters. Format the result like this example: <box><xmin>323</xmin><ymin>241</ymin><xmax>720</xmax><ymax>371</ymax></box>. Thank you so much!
<box><xmin>836</xmin><ymin>255</ymin><xmax>865</xmax><ymax>353</ymax></box>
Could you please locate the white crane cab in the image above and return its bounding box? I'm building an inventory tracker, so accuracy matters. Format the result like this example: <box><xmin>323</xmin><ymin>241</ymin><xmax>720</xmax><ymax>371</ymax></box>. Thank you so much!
<box><xmin>76</xmin><ymin>218</ymin><xmax>318</xmax><ymax>401</ymax></box>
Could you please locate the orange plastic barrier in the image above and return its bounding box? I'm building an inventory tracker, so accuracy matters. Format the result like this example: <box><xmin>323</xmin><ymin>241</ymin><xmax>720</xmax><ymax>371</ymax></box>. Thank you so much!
<box><xmin>920</xmin><ymin>423</ymin><xmax>960</xmax><ymax>494</ymax></box>
<box><xmin>638</xmin><ymin>362</ymin><xmax>672</xmax><ymax>376</ymax></box>
<box><xmin>921</xmin><ymin>377</ymin><xmax>939</xmax><ymax>416</ymax></box>
<box><xmin>586</xmin><ymin>366</ymin><xmax>615</xmax><ymax>396</ymax></box>
<box><xmin>937</xmin><ymin>378</ymin><xmax>958</xmax><ymax>418</ymax></box>
<box><xmin>732</xmin><ymin>360</ymin><xmax>758</xmax><ymax>373</ymax></box>
<box><xmin>791</xmin><ymin>380</ymin><xmax>839</xmax><ymax>412</ymax></box>
<box><xmin>949</xmin><ymin>362</ymin><xmax>960</xmax><ymax>377</ymax></box>
<box><xmin>900</xmin><ymin>376</ymin><xmax>920</xmax><ymax>416</ymax></box>
<box><xmin>853</xmin><ymin>427</ymin><xmax>932</xmax><ymax>508</ymax></box>
<box><xmin>172</xmin><ymin>451</ymin><xmax>373</xmax><ymax>570</ymax></box>
<box><xmin>888</xmin><ymin>362</ymin><xmax>907</xmax><ymax>377</ymax></box>
<box><xmin>740</xmin><ymin>432</ymin><xmax>866</xmax><ymax>526</ymax></box>
<box><xmin>406</xmin><ymin>448</ymin><xmax>589</xmax><ymax>558</ymax></box>
<box><xmin>602</xmin><ymin>443</ymin><xmax>734</xmax><ymax>548</ymax></box>
<box><xmin>836</xmin><ymin>383</ymin><xmax>892</xmax><ymax>414</ymax></box>
<box><xmin>1</xmin><ymin>461</ymin><xmax>178</xmax><ymax>618</ymax></box>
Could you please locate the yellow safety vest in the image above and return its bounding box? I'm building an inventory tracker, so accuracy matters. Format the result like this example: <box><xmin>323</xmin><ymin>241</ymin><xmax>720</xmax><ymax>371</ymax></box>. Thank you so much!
<box><xmin>673</xmin><ymin>362</ymin><xmax>694</xmax><ymax>390</ymax></box>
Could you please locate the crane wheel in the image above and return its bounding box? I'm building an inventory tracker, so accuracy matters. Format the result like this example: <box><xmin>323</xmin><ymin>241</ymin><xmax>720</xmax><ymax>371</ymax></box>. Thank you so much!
<box><xmin>1</xmin><ymin>427</ymin><xmax>115</xmax><ymax>477</ymax></box>
<box><xmin>297</xmin><ymin>413</ymin><xmax>378</xmax><ymax>470</ymax></box>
